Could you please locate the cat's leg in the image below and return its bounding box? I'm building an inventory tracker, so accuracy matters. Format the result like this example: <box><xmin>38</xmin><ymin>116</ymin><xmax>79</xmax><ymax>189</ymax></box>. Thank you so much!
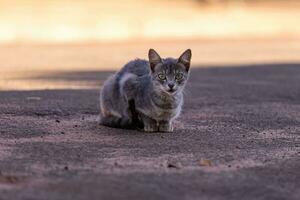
<box><xmin>144</xmin><ymin>118</ymin><xmax>158</xmax><ymax>132</ymax></box>
<box><xmin>140</xmin><ymin>114</ymin><xmax>158</xmax><ymax>132</ymax></box>
<box><xmin>99</xmin><ymin>95</ymin><xmax>122</xmax><ymax>128</ymax></box>
<box><xmin>99</xmin><ymin>100</ymin><xmax>130</xmax><ymax>128</ymax></box>
<box><xmin>100</xmin><ymin>85</ymin><xmax>131</xmax><ymax>128</ymax></box>
<box><xmin>159</xmin><ymin>120</ymin><xmax>174</xmax><ymax>132</ymax></box>
<box><xmin>128</xmin><ymin>99</ymin><xmax>143</xmax><ymax>129</ymax></box>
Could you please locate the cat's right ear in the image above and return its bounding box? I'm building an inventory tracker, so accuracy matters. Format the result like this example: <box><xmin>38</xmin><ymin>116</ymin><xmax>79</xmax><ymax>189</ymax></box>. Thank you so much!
<box><xmin>178</xmin><ymin>49</ymin><xmax>192</xmax><ymax>72</ymax></box>
<box><xmin>148</xmin><ymin>49</ymin><xmax>162</xmax><ymax>72</ymax></box>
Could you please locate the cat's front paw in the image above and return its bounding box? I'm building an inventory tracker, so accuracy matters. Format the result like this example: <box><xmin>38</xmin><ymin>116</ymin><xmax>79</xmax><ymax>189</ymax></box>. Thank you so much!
<box><xmin>159</xmin><ymin>122</ymin><xmax>173</xmax><ymax>132</ymax></box>
<box><xmin>143</xmin><ymin>123</ymin><xmax>159</xmax><ymax>132</ymax></box>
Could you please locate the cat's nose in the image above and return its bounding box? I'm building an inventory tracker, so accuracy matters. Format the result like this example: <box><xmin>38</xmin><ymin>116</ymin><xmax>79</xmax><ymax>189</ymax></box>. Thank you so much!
<box><xmin>168</xmin><ymin>83</ymin><xmax>175</xmax><ymax>89</ymax></box>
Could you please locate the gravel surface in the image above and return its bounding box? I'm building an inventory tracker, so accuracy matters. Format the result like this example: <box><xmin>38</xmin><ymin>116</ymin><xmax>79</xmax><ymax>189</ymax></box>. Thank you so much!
<box><xmin>0</xmin><ymin>63</ymin><xmax>299</xmax><ymax>200</ymax></box>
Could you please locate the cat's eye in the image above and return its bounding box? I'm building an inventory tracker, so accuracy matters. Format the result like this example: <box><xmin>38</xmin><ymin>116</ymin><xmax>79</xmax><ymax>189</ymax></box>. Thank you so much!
<box><xmin>158</xmin><ymin>73</ymin><xmax>166</xmax><ymax>80</ymax></box>
<box><xmin>175</xmin><ymin>73</ymin><xmax>183</xmax><ymax>80</ymax></box>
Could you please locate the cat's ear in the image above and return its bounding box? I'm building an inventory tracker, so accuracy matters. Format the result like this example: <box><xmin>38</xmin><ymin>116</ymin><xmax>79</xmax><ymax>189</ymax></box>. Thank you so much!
<box><xmin>148</xmin><ymin>49</ymin><xmax>162</xmax><ymax>72</ymax></box>
<box><xmin>178</xmin><ymin>49</ymin><xmax>192</xmax><ymax>72</ymax></box>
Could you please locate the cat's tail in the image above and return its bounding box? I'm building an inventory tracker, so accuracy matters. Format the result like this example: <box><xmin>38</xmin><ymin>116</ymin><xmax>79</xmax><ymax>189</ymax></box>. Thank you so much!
<box><xmin>99</xmin><ymin>113</ymin><xmax>134</xmax><ymax>129</ymax></box>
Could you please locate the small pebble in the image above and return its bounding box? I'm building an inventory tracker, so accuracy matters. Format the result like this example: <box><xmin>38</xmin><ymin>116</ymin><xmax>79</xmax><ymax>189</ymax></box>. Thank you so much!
<box><xmin>167</xmin><ymin>163</ymin><xmax>178</xmax><ymax>168</ymax></box>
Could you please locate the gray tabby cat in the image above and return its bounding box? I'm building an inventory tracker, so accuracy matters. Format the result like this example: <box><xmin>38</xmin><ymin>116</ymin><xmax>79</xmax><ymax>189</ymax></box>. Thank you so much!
<box><xmin>99</xmin><ymin>49</ymin><xmax>191</xmax><ymax>132</ymax></box>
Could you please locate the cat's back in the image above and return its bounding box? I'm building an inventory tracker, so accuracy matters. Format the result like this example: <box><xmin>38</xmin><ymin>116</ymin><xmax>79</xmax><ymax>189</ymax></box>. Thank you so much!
<box><xmin>113</xmin><ymin>59</ymin><xmax>151</xmax><ymax>93</ymax></box>
<box><xmin>118</xmin><ymin>59</ymin><xmax>150</xmax><ymax>77</ymax></box>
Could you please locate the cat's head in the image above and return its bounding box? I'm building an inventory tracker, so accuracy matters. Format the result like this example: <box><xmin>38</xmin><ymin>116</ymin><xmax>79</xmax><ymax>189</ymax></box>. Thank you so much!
<box><xmin>148</xmin><ymin>49</ymin><xmax>192</xmax><ymax>95</ymax></box>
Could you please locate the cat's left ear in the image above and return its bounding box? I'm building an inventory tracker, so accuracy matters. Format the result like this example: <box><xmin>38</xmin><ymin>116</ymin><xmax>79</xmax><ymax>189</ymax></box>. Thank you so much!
<box><xmin>178</xmin><ymin>49</ymin><xmax>192</xmax><ymax>72</ymax></box>
<box><xmin>148</xmin><ymin>49</ymin><xmax>162</xmax><ymax>72</ymax></box>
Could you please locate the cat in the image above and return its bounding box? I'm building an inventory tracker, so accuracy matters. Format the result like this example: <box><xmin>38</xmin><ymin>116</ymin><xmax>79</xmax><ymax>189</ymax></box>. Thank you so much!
<box><xmin>99</xmin><ymin>49</ymin><xmax>191</xmax><ymax>132</ymax></box>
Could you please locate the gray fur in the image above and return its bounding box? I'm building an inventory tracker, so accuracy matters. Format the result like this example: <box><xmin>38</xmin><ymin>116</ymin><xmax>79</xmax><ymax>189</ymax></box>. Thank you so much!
<box><xmin>99</xmin><ymin>49</ymin><xmax>192</xmax><ymax>132</ymax></box>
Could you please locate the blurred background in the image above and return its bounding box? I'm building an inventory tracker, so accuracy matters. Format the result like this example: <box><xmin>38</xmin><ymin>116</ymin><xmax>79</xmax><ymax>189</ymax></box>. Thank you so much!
<box><xmin>0</xmin><ymin>0</ymin><xmax>300</xmax><ymax>90</ymax></box>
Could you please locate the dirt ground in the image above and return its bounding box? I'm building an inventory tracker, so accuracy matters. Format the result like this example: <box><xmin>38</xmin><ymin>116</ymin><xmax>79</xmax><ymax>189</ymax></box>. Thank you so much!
<box><xmin>0</xmin><ymin>39</ymin><xmax>300</xmax><ymax>200</ymax></box>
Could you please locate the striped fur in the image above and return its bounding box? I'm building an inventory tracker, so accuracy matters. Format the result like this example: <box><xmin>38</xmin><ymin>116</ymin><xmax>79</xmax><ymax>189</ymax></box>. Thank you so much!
<box><xmin>99</xmin><ymin>49</ymin><xmax>191</xmax><ymax>132</ymax></box>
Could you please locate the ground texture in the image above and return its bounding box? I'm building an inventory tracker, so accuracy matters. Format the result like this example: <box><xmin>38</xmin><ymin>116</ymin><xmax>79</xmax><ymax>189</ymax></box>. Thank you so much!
<box><xmin>0</xmin><ymin>63</ymin><xmax>300</xmax><ymax>200</ymax></box>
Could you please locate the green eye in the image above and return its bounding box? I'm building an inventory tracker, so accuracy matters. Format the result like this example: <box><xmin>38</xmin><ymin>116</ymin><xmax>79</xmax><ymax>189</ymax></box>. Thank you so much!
<box><xmin>175</xmin><ymin>73</ymin><xmax>183</xmax><ymax>80</ymax></box>
<box><xmin>158</xmin><ymin>73</ymin><xmax>166</xmax><ymax>80</ymax></box>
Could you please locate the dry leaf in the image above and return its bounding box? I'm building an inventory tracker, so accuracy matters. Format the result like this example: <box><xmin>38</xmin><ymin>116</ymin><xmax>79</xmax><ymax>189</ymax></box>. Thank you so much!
<box><xmin>199</xmin><ymin>159</ymin><xmax>212</xmax><ymax>167</ymax></box>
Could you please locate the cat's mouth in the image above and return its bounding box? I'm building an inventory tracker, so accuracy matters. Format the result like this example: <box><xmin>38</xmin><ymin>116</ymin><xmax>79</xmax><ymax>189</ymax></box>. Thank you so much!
<box><xmin>167</xmin><ymin>89</ymin><xmax>176</xmax><ymax>93</ymax></box>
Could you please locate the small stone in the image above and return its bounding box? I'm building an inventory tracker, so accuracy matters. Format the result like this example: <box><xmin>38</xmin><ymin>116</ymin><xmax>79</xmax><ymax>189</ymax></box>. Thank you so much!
<box><xmin>167</xmin><ymin>162</ymin><xmax>181</xmax><ymax>169</ymax></box>
<box><xmin>114</xmin><ymin>162</ymin><xmax>122</xmax><ymax>167</ymax></box>
<box><xmin>167</xmin><ymin>163</ymin><xmax>177</xmax><ymax>168</ymax></box>
<box><xmin>26</xmin><ymin>97</ymin><xmax>41</xmax><ymax>101</ymax></box>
